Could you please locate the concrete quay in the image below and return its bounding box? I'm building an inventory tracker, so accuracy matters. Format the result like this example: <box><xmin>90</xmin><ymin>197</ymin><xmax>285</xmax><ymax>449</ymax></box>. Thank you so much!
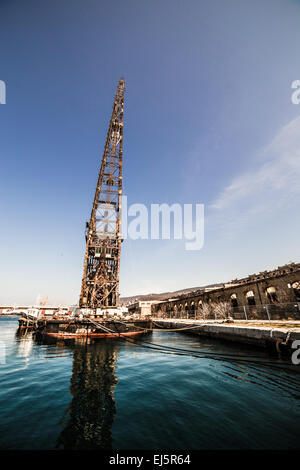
<box><xmin>153</xmin><ymin>318</ymin><xmax>300</xmax><ymax>352</ymax></box>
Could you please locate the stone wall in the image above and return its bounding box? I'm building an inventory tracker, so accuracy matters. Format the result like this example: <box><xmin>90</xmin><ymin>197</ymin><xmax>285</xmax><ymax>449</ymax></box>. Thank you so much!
<box><xmin>151</xmin><ymin>262</ymin><xmax>300</xmax><ymax>317</ymax></box>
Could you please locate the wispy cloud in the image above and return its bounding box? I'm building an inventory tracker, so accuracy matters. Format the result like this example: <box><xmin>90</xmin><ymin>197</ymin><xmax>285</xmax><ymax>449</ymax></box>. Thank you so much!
<box><xmin>211</xmin><ymin>115</ymin><xmax>300</xmax><ymax>214</ymax></box>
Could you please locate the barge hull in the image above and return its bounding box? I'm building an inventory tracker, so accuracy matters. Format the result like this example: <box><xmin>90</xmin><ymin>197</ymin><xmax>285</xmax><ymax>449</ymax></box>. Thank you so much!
<box><xmin>40</xmin><ymin>329</ymin><xmax>148</xmax><ymax>338</ymax></box>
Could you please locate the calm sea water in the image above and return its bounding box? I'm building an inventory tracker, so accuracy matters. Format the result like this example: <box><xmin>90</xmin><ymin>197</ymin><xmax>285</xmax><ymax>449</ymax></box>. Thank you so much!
<box><xmin>0</xmin><ymin>316</ymin><xmax>300</xmax><ymax>450</ymax></box>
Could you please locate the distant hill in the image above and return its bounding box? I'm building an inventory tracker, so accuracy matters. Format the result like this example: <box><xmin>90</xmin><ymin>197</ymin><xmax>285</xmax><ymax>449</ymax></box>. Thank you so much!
<box><xmin>120</xmin><ymin>283</ymin><xmax>224</xmax><ymax>306</ymax></box>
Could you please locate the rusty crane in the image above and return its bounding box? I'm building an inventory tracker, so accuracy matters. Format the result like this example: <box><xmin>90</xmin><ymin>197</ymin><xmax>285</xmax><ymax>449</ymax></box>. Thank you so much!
<box><xmin>79</xmin><ymin>79</ymin><xmax>125</xmax><ymax>310</ymax></box>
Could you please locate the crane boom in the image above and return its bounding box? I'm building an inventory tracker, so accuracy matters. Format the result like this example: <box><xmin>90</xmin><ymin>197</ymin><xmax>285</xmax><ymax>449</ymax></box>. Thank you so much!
<box><xmin>79</xmin><ymin>79</ymin><xmax>125</xmax><ymax>309</ymax></box>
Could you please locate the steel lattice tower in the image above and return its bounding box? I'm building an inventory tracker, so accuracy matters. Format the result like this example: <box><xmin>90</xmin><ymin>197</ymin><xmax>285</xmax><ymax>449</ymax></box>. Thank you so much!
<box><xmin>79</xmin><ymin>79</ymin><xmax>125</xmax><ymax>309</ymax></box>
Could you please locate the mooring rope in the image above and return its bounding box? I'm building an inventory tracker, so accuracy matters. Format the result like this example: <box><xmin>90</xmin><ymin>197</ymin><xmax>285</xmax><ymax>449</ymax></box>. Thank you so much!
<box><xmin>115</xmin><ymin>319</ymin><xmax>209</xmax><ymax>332</ymax></box>
<box><xmin>87</xmin><ymin>317</ymin><xmax>116</xmax><ymax>334</ymax></box>
<box><xmin>152</xmin><ymin>320</ymin><xmax>209</xmax><ymax>331</ymax></box>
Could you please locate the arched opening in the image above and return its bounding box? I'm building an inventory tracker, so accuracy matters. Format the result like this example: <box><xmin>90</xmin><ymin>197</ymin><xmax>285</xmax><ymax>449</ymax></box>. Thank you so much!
<box><xmin>197</xmin><ymin>300</ymin><xmax>203</xmax><ymax>318</ymax></box>
<box><xmin>166</xmin><ymin>305</ymin><xmax>171</xmax><ymax>318</ymax></box>
<box><xmin>246</xmin><ymin>290</ymin><xmax>256</xmax><ymax>306</ymax></box>
<box><xmin>191</xmin><ymin>302</ymin><xmax>195</xmax><ymax>317</ymax></box>
<box><xmin>292</xmin><ymin>281</ymin><xmax>300</xmax><ymax>300</ymax></box>
<box><xmin>266</xmin><ymin>286</ymin><xmax>278</xmax><ymax>303</ymax></box>
<box><xmin>173</xmin><ymin>304</ymin><xmax>177</xmax><ymax>318</ymax></box>
<box><xmin>185</xmin><ymin>303</ymin><xmax>189</xmax><ymax>317</ymax></box>
<box><xmin>230</xmin><ymin>293</ymin><xmax>238</xmax><ymax>308</ymax></box>
<box><xmin>179</xmin><ymin>304</ymin><xmax>183</xmax><ymax>317</ymax></box>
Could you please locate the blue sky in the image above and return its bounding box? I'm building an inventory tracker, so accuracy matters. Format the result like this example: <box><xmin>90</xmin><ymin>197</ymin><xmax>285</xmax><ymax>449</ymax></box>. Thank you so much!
<box><xmin>0</xmin><ymin>0</ymin><xmax>300</xmax><ymax>304</ymax></box>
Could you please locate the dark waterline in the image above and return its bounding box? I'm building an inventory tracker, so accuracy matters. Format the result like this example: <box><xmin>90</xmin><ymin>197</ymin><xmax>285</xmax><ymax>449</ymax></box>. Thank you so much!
<box><xmin>0</xmin><ymin>316</ymin><xmax>300</xmax><ymax>450</ymax></box>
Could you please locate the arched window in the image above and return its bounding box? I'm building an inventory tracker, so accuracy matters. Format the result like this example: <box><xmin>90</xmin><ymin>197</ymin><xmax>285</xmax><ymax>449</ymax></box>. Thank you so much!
<box><xmin>178</xmin><ymin>304</ymin><xmax>183</xmax><ymax>318</ymax></box>
<box><xmin>173</xmin><ymin>304</ymin><xmax>177</xmax><ymax>318</ymax></box>
<box><xmin>292</xmin><ymin>281</ymin><xmax>300</xmax><ymax>300</ymax></box>
<box><xmin>246</xmin><ymin>290</ymin><xmax>256</xmax><ymax>306</ymax></box>
<box><xmin>266</xmin><ymin>286</ymin><xmax>278</xmax><ymax>303</ymax></box>
<box><xmin>230</xmin><ymin>293</ymin><xmax>238</xmax><ymax>308</ymax></box>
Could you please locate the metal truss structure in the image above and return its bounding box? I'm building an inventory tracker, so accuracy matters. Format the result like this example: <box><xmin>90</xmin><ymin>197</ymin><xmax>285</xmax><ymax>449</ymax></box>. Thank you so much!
<box><xmin>79</xmin><ymin>79</ymin><xmax>125</xmax><ymax>309</ymax></box>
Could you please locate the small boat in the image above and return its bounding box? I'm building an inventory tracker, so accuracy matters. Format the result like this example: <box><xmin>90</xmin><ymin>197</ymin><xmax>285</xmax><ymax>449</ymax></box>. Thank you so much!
<box><xmin>25</xmin><ymin>308</ymin><xmax>40</xmax><ymax>320</ymax></box>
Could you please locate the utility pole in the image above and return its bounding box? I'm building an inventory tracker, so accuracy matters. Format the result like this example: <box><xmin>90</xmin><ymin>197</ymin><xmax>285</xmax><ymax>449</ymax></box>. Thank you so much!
<box><xmin>79</xmin><ymin>79</ymin><xmax>125</xmax><ymax>309</ymax></box>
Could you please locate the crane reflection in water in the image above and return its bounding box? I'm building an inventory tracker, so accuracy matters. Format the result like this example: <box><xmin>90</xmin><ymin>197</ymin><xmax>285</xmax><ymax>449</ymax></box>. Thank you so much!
<box><xmin>55</xmin><ymin>338</ymin><xmax>118</xmax><ymax>449</ymax></box>
<box><xmin>16</xmin><ymin>329</ymin><xmax>120</xmax><ymax>450</ymax></box>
